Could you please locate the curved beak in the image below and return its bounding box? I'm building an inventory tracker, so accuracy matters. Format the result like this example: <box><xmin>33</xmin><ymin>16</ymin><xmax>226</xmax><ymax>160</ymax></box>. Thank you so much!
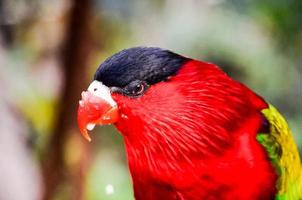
<box><xmin>77</xmin><ymin>81</ymin><xmax>119</xmax><ymax>141</ymax></box>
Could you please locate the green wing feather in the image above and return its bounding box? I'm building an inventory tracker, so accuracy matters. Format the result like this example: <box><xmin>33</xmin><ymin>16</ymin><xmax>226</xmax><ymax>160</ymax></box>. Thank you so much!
<box><xmin>257</xmin><ymin>104</ymin><xmax>302</xmax><ymax>200</ymax></box>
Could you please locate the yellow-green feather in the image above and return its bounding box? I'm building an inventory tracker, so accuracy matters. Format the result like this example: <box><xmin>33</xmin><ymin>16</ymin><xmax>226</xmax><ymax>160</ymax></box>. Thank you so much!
<box><xmin>257</xmin><ymin>104</ymin><xmax>302</xmax><ymax>200</ymax></box>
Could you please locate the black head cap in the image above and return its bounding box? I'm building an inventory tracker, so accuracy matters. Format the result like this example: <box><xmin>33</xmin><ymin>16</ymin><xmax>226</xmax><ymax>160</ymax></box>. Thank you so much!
<box><xmin>94</xmin><ymin>47</ymin><xmax>190</xmax><ymax>88</ymax></box>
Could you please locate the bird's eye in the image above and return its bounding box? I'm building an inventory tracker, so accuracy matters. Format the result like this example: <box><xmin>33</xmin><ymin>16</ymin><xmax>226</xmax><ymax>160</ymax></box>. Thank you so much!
<box><xmin>125</xmin><ymin>80</ymin><xmax>148</xmax><ymax>97</ymax></box>
<box><xmin>133</xmin><ymin>83</ymin><xmax>144</xmax><ymax>95</ymax></box>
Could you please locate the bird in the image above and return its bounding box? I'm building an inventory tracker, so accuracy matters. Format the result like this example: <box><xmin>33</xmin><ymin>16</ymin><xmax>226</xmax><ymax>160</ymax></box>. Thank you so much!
<box><xmin>77</xmin><ymin>47</ymin><xmax>302</xmax><ymax>200</ymax></box>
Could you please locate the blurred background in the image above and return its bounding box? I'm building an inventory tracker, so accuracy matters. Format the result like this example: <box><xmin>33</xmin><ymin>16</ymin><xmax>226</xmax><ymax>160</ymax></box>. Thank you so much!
<box><xmin>0</xmin><ymin>0</ymin><xmax>301</xmax><ymax>199</ymax></box>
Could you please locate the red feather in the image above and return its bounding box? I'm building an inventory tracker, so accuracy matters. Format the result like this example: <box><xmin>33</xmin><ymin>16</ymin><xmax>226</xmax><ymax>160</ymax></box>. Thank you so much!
<box><xmin>112</xmin><ymin>60</ymin><xmax>277</xmax><ymax>199</ymax></box>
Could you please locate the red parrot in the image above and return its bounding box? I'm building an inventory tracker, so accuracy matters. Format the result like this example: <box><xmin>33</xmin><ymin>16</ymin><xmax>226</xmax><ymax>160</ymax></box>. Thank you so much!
<box><xmin>77</xmin><ymin>47</ymin><xmax>302</xmax><ymax>200</ymax></box>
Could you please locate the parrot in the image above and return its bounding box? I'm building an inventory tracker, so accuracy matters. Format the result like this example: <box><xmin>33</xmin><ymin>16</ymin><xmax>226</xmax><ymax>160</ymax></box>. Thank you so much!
<box><xmin>77</xmin><ymin>47</ymin><xmax>302</xmax><ymax>200</ymax></box>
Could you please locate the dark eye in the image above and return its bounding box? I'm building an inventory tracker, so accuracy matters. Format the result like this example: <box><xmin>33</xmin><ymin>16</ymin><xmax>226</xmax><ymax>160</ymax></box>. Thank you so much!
<box><xmin>133</xmin><ymin>83</ymin><xmax>144</xmax><ymax>95</ymax></box>
<box><xmin>125</xmin><ymin>80</ymin><xmax>148</xmax><ymax>97</ymax></box>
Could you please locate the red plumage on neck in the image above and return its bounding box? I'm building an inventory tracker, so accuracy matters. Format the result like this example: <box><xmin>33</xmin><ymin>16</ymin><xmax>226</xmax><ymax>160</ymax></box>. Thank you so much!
<box><xmin>112</xmin><ymin>60</ymin><xmax>277</xmax><ymax>199</ymax></box>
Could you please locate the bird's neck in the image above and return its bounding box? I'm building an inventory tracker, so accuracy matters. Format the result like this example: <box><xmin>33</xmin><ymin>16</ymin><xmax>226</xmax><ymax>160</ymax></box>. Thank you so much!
<box><xmin>120</xmin><ymin>113</ymin><xmax>277</xmax><ymax>199</ymax></box>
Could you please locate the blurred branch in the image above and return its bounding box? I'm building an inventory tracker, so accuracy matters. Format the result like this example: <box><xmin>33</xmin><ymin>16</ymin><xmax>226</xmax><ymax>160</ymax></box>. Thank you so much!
<box><xmin>0</xmin><ymin>0</ymin><xmax>14</xmax><ymax>47</ymax></box>
<box><xmin>41</xmin><ymin>0</ymin><xmax>93</xmax><ymax>199</ymax></box>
